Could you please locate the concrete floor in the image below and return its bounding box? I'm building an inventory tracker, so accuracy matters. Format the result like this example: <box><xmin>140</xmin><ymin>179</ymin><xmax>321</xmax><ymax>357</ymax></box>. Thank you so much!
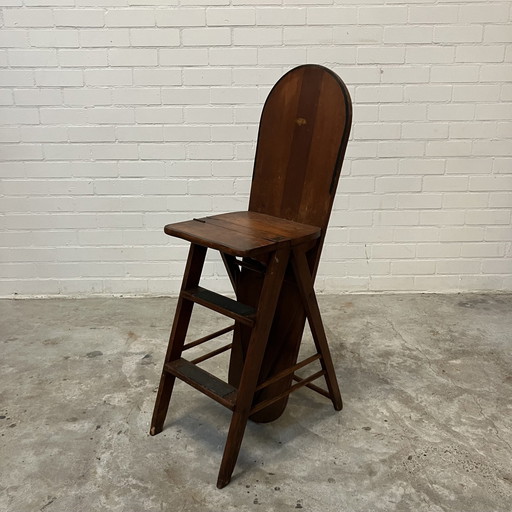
<box><xmin>1</xmin><ymin>293</ymin><xmax>511</xmax><ymax>512</ymax></box>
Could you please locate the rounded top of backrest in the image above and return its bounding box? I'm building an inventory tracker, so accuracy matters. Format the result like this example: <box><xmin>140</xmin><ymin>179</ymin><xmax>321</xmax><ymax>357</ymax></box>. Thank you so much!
<box><xmin>249</xmin><ymin>64</ymin><xmax>352</xmax><ymax>229</ymax></box>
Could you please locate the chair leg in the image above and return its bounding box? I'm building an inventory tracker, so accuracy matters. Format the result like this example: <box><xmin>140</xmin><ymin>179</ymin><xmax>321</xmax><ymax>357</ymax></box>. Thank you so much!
<box><xmin>217</xmin><ymin>248</ymin><xmax>290</xmax><ymax>488</ymax></box>
<box><xmin>291</xmin><ymin>248</ymin><xmax>343</xmax><ymax>411</ymax></box>
<box><xmin>150</xmin><ymin>243</ymin><xmax>207</xmax><ymax>436</ymax></box>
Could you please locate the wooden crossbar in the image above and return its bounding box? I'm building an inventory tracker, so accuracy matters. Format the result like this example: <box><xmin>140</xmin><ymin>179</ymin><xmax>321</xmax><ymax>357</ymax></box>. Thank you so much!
<box><xmin>250</xmin><ymin>369</ymin><xmax>326</xmax><ymax>416</ymax></box>
<box><xmin>183</xmin><ymin>325</ymin><xmax>235</xmax><ymax>351</ymax></box>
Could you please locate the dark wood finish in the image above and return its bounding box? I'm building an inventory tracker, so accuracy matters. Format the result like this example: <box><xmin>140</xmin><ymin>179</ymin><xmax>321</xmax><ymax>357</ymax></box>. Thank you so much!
<box><xmin>165</xmin><ymin>211</ymin><xmax>320</xmax><ymax>258</ymax></box>
<box><xmin>292</xmin><ymin>375</ymin><xmax>331</xmax><ymax>399</ymax></box>
<box><xmin>164</xmin><ymin>358</ymin><xmax>237</xmax><ymax>410</ymax></box>
<box><xmin>229</xmin><ymin>64</ymin><xmax>351</xmax><ymax>422</ymax></box>
<box><xmin>190</xmin><ymin>342</ymin><xmax>233</xmax><ymax>365</ymax></box>
<box><xmin>249</xmin><ymin>370</ymin><xmax>326</xmax><ymax>416</ymax></box>
<box><xmin>254</xmin><ymin>353</ymin><xmax>321</xmax><ymax>392</ymax></box>
<box><xmin>182</xmin><ymin>324</ymin><xmax>234</xmax><ymax>351</ymax></box>
<box><xmin>217</xmin><ymin>247</ymin><xmax>290</xmax><ymax>488</ymax></box>
<box><xmin>291</xmin><ymin>247</ymin><xmax>343</xmax><ymax>410</ymax></box>
<box><xmin>150</xmin><ymin>243</ymin><xmax>207</xmax><ymax>436</ymax></box>
<box><xmin>149</xmin><ymin>64</ymin><xmax>352</xmax><ymax>487</ymax></box>
<box><xmin>182</xmin><ymin>286</ymin><xmax>256</xmax><ymax>326</ymax></box>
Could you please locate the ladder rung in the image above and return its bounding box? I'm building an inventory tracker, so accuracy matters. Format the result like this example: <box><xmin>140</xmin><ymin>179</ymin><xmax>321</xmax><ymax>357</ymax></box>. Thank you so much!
<box><xmin>165</xmin><ymin>358</ymin><xmax>237</xmax><ymax>410</ymax></box>
<box><xmin>182</xmin><ymin>286</ymin><xmax>256</xmax><ymax>326</ymax></box>
<box><xmin>191</xmin><ymin>343</ymin><xmax>232</xmax><ymax>365</ymax></box>
<box><xmin>292</xmin><ymin>375</ymin><xmax>331</xmax><ymax>399</ymax></box>
<box><xmin>183</xmin><ymin>325</ymin><xmax>235</xmax><ymax>351</ymax></box>
<box><xmin>250</xmin><ymin>370</ymin><xmax>326</xmax><ymax>416</ymax></box>
<box><xmin>255</xmin><ymin>353</ymin><xmax>321</xmax><ymax>392</ymax></box>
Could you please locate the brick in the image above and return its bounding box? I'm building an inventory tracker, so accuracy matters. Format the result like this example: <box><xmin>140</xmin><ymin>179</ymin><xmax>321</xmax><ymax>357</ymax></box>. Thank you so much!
<box><xmin>0</xmin><ymin>90</ymin><xmax>14</xmax><ymax>105</ymax></box>
<box><xmin>353</xmin><ymin>123</ymin><xmax>401</xmax><ymax>140</ymax></box>
<box><xmin>426</xmin><ymin>140</ymin><xmax>472</xmax><ymax>157</ymax></box>
<box><xmin>431</xmin><ymin>65</ymin><xmax>479</xmax><ymax>83</ymax></box>
<box><xmin>0</xmin><ymin>107</ymin><xmax>39</xmax><ymax>125</ymax></box>
<box><xmin>446</xmin><ymin>158</ymin><xmax>493</xmax><ymax>174</ymax></box>
<box><xmin>87</xmin><ymin>107</ymin><xmax>134</xmax><ymax>124</ymax></box>
<box><xmin>130</xmin><ymin>28</ymin><xmax>180</xmax><ymax>47</ymax></box>
<box><xmin>160</xmin><ymin>48</ymin><xmax>208</xmax><ymax>66</ymax></box>
<box><xmin>402</xmin><ymin>122</ymin><xmax>448</xmax><ymax>140</ymax></box>
<box><xmin>183</xmin><ymin>68</ymin><xmax>231</xmax><ymax>86</ymax></box>
<box><xmin>35</xmin><ymin>69</ymin><xmax>83</xmax><ymax>87</ymax></box>
<box><xmin>105</xmin><ymin>9</ymin><xmax>155</xmax><ymax>27</ymax></box>
<box><xmin>460</xmin><ymin>3</ymin><xmax>510</xmax><ymax>23</ymax></box>
<box><xmin>139</xmin><ymin>144</ymin><xmax>186</xmax><ymax>160</ymax></box>
<box><xmin>108</xmin><ymin>48</ymin><xmax>157</xmax><ymax>66</ymax></box>
<box><xmin>359</xmin><ymin>6</ymin><xmax>407</xmax><ymax>24</ymax></box>
<box><xmin>423</xmin><ymin>176</ymin><xmax>468</xmax><ymax>192</ymax></box>
<box><xmin>308</xmin><ymin>7</ymin><xmax>357</xmax><ymax>25</ymax></box>
<box><xmin>135</xmin><ymin>106</ymin><xmax>182</xmax><ymax>124</ymax></box>
<box><xmin>357</xmin><ymin>47</ymin><xmax>405</xmax><ymax>64</ymax></box>
<box><xmin>404</xmin><ymin>85</ymin><xmax>452</xmax><ymax>102</ymax></box>
<box><xmin>434</xmin><ymin>26</ymin><xmax>483</xmax><ymax>43</ymax></box>
<box><xmin>258</xmin><ymin>47</ymin><xmax>306</xmax><ymax>64</ymax></box>
<box><xmin>40</xmin><ymin>107</ymin><xmax>86</xmax><ymax>124</ymax></box>
<box><xmin>456</xmin><ymin>45</ymin><xmax>505</xmax><ymax>63</ymax></box>
<box><xmin>85</xmin><ymin>69</ymin><xmax>132</xmax><ymax>86</ymax></box>
<box><xmin>406</xmin><ymin>46</ymin><xmax>455</xmax><ymax>64</ymax></box>
<box><xmin>161</xmin><ymin>87</ymin><xmax>210</xmax><ymax>105</ymax></box>
<box><xmin>381</xmin><ymin>66</ymin><xmax>430</xmax><ymax>84</ymax></box>
<box><xmin>63</xmin><ymin>88</ymin><xmax>112</xmax><ymax>106</ymax></box>
<box><xmin>8</xmin><ymin>49</ymin><xmax>58</xmax><ymax>67</ymax></box>
<box><xmin>0</xmin><ymin>69</ymin><xmax>34</xmax><ymax>86</ymax></box>
<box><xmin>284</xmin><ymin>26</ymin><xmax>332</xmax><ymax>45</ymax></box>
<box><xmin>376</xmin><ymin>177</ymin><xmax>422</xmax><ymax>193</ymax></box>
<box><xmin>14</xmin><ymin>88</ymin><xmax>62</xmax><ymax>105</ymax></box>
<box><xmin>355</xmin><ymin>86</ymin><xmax>402</xmax><ymax>103</ymax></box>
<box><xmin>428</xmin><ymin>104</ymin><xmax>475</xmax><ymax>121</ymax></box>
<box><xmin>207</xmin><ymin>8</ymin><xmax>255</xmax><ymax>26</ymax></box>
<box><xmin>44</xmin><ymin>143</ymin><xmax>91</xmax><ymax>160</ymax></box>
<box><xmin>256</xmin><ymin>7</ymin><xmax>305</xmax><ymax>25</ymax></box>
<box><xmin>182</xmin><ymin>27</ymin><xmax>230</xmax><ymax>46</ymax></box>
<box><xmin>420</xmin><ymin>210</ymin><xmax>465</xmax><ymax>226</ymax></box>
<box><xmin>333</xmin><ymin>26</ymin><xmax>382</xmax><ymax>45</ymax></box>
<box><xmin>408</xmin><ymin>6</ymin><xmax>458</xmax><ymax>24</ymax></box>
<box><xmin>439</xmin><ymin>226</ymin><xmax>484</xmax><ymax>242</ymax></box>
<box><xmin>1</xmin><ymin>144</ymin><xmax>43</xmax><ymax>160</ymax></box>
<box><xmin>4</xmin><ymin>8</ymin><xmax>54</xmax><ymax>26</ymax></box>
<box><xmin>234</xmin><ymin>27</ymin><xmax>282</xmax><ymax>46</ymax></box>
<box><xmin>54</xmin><ymin>9</ymin><xmax>104</xmax><ymax>27</ymax></box>
<box><xmin>384</xmin><ymin>26</ymin><xmax>433</xmax><ymax>44</ymax></box>
<box><xmin>0</xmin><ymin>30</ymin><xmax>29</xmax><ymax>47</ymax></box>
<box><xmin>476</xmin><ymin>103</ymin><xmax>512</xmax><ymax>120</ymax></box>
<box><xmin>80</xmin><ymin>29</ymin><xmax>130</xmax><ymax>48</ymax></box>
<box><xmin>29</xmin><ymin>29</ymin><xmax>79</xmax><ymax>47</ymax></box>
<box><xmin>59</xmin><ymin>49</ymin><xmax>108</xmax><ymax>67</ymax></box>
<box><xmin>69</xmin><ymin>126</ymin><xmax>116</xmax><ymax>142</ymax></box>
<box><xmin>484</xmin><ymin>25</ymin><xmax>512</xmax><ymax>43</ymax></box>
<box><xmin>480</xmin><ymin>64</ymin><xmax>512</xmax><ymax>82</ymax></box>
<box><xmin>156</xmin><ymin>8</ymin><xmax>205</xmax><ymax>27</ymax></box>
<box><xmin>90</xmin><ymin>144</ymin><xmax>138</xmax><ymax>160</ymax></box>
<box><xmin>398</xmin><ymin>159</ymin><xmax>445</xmax><ymax>175</ymax></box>
<box><xmin>164</xmin><ymin>126</ymin><xmax>210</xmax><ymax>142</ymax></box>
<box><xmin>0</xmin><ymin>127</ymin><xmax>20</xmax><ymax>142</ymax></box>
<box><xmin>134</xmin><ymin>68</ymin><xmax>182</xmax><ymax>86</ymax></box>
<box><xmin>380</xmin><ymin>104</ymin><xmax>427</xmax><ymax>121</ymax></box>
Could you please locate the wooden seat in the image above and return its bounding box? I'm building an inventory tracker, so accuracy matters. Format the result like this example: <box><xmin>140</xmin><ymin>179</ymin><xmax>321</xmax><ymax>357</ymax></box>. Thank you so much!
<box><xmin>150</xmin><ymin>64</ymin><xmax>352</xmax><ymax>488</ymax></box>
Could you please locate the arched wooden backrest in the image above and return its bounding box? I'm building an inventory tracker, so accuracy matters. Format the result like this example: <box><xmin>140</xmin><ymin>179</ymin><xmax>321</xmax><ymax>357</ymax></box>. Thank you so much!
<box><xmin>250</xmin><ymin>64</ymin><xmax>352</xmax><ymax>233</ymax></box>
<box><xmin>229</xmin><ymin>65</ymin><xmax>352</xmax><ymax>423</ymax></box>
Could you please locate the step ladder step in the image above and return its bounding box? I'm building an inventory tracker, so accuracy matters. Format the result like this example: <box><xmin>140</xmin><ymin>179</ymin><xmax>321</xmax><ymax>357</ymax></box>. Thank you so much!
<box><xmin>165</xmin><ymin>358</ymin><xmax>237</xmax><ymax>410</ymax></box>
<box><xmin>182</xmin><ymin>286</ymin><xmax>256</xmax><ymax>326</ymax></box>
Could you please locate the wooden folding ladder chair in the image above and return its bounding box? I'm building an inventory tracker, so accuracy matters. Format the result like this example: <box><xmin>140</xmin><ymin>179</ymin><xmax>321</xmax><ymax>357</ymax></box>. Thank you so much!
<box><xmin>150</xmin><ymin>64</ymin><xmax>352</xmax><ymax>488</ymax></box>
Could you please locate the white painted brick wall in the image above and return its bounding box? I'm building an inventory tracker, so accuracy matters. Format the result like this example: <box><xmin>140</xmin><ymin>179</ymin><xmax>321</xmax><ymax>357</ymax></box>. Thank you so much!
<box><xmin>1</xmin><ymin>0</ymin><xmax>511</xmax><ymax>297</ymax></box>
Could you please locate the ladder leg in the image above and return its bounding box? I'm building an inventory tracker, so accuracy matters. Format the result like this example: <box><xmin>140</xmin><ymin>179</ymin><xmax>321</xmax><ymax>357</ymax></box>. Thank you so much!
<box><xmin>291</xmin><ymin>248</ymin><xmax>343</xmax><ymax>411</ymax></box>
<box><xmin>217</xmin><ymin>248</ymin><xmax>290</xmax><ymax>488</ymax></box>
<box><xmin>150</xmin><ymin>243</ymin><xmax>207</xmax><ymax>436</ymax></box>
